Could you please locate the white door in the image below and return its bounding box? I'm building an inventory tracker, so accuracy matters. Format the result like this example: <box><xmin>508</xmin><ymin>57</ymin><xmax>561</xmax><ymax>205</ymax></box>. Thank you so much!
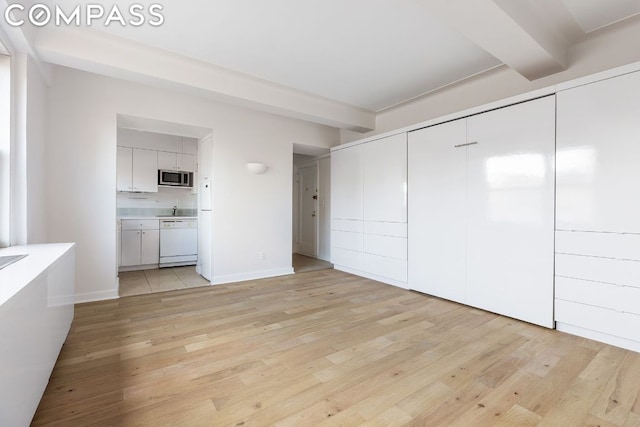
<box><xmin>297</xmin><ymin>164</ymin><xmax>318</xmax><ymax>257</ymax></box>
<box><xmin>116</xmin><ymin>146</ymin><xmax>133</xmax><ymax>191</ymax></box>
<box><xmin>140</xmin><ymin>230</ymin><xmax>159</xmax><ymax>265</ymax></box>
<box><xmin>465</xmin><ymin>96</ymin><xmax>555</xmax><ymax>328</ymax></box>
<box><xmin>408</xmin><ymin>119</ymin><xmax>467</xmax><ymax>302</ymax></box>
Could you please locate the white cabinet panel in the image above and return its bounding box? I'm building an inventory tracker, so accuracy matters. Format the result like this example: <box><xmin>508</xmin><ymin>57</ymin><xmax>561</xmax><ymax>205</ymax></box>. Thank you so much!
<box><xmin>182</xmin><ymin>138</ymin><xmax>198</xmax><ymax>154</ymax></box>
<box><xmin>408</xmin><ymin>119</ymin><xmax>467</xmax><ymax>303</ymax></box>
<box><xmin>177</xmin><ymin>154</ymin><xmax>196</xmax><ymax>172</ymax></box>
<box><xmin>556</xmin><ymin>277</ymin><xmax>640</xmax><ymax>316</ymax></box>
<box><xmin>363</xmin><ymin>221</ymin><xmax>407</xmax><ymax>238</ymax></box>
<box><xmin>116</xmin><ymin>146</ymin><xmax>133</xmax><ymax>191</ymax></box>
<box><xmin>332</xmin><ymin>219</ymin><xmax>364</xmax><ymax>233</ymax></box>
<box><xmin>362</xmin><ymin>133</ymin><xmax>407</xmax><ymax>223</ymax></box>
<box><xmin>466</xmin><ymin>96</ymin><xmax>555</xmax><ymax>328</ymax></box>
<box><xmin>332</xmin><ymin>231</ymin><xmax>363</xmax><ymax>252</ymax></box>
<box><xmin>158</xmin><ymin>152</ymin><xmax>195</xmax><ymax>173</ymax></box>
<box><xmin>132</xmin><ymin>148</ymin><xmax>158</xmax><ymax>192</ymax></box>
<box><xmin>556</xmin><ymin>253</ymin><xmax>640</xmax><ymax>288</ymax></box>
<box><xmin>556</xmin><ymin>71</ymin><xmax>640</xmax><ymax>233</ymax></box>
<box><xmin>121</xmin><ymin>230</ymin><xmax>141</xmax><ymax>267</ymax></box>
<box><xmin>556</xmin><ymin>230</ymin><xmax>640</xmax><ymax>261</ymax></box>
<box><xmin>363</xmin><ymin>254</ymin><xmax>407</xmax><ymax>282</ymax></box>
<box><xmin>363</xmin><ymin>234</ymin><xmax>407</xmax><ymax>260</ymax></box>
<box><xmin>141</xmin><ymin>230</ymin><xmax>160</xmax><ymax>265</ymax></box>
<box><xmin>331</xmin><ymin>146</ymin><xmax>363</xmax><ymax>220</ymax></box>
<box><xmin>556</xmin><ymin>299</ymin><xmax>640</xmax><ymax>343</ymax></box>
<box><xmin>332</xmin><ymin>247</ymin><xmax>363</xmax><ymax>271</ymax></box>
<box><xmin>158</xmin><ymin>151</ymin><xmax>177</xmax><ymax>170</ymax></box>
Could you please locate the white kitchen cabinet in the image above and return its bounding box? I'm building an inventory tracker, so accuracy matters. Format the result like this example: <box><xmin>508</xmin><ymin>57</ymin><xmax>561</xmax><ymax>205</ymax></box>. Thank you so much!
<box><xmin>408</xmin><ymin>96</ymin><xmax>555</xmax><ymax>328</ymax></box>
<box><xmin>117</xmin><ymin>147</ymin><xmax>158</xmax><ymax>192</ymax></box>
<box><xmin>408</xmin><ymin>119</ymin><xmax>467</xmax><ymax>303</ymax></box>
<box><xmin>158</xmin><ymin>151</ymin><xmax>196</xmax><ymax>173</ymax></box>
<box><xmin>120</xmin><ymin>220</ymin><xmax>160</xmax><ymax>267</ymax></box>
<box><xmin>362</xmin><ymin>133</ymin><xmax>407</xmax><ymax>223</ymax></box>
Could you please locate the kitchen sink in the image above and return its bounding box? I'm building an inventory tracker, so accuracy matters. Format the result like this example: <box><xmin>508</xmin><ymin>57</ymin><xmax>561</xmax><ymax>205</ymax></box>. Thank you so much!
<box><xmin>0</xmin><ymin>254</ymin><xmax>28</xmax><ymax>271</ymax></box>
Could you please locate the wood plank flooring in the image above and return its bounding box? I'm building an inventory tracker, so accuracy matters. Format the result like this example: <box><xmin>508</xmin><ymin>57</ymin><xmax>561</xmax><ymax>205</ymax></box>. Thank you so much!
<box><xmin>33</xmin><ymin>269</ymin><xmax>640</xmax><ymax>426</ymax></box>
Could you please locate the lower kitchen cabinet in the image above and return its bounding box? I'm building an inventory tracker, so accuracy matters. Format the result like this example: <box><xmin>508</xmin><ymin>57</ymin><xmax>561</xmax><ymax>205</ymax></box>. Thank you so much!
<box><xmin>120</xmin><ymin>220</ymin><xmax>160</xmax><ymax>267</ymax></box>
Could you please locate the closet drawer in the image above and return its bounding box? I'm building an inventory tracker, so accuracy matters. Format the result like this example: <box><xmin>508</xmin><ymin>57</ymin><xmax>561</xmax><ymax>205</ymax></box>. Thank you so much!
<box><xmin>363</xmin><ymin>234</ymin><xmax>407</xmax><ymax>260</ymax></box>
<box><xmin>555</xmin><ymin>299</ymin><xmax>640</xmax><ymax>343</ymax></box>
<box><xmin>363</xmin><ymin>221</ymin><xmax>407</xmax><ymax>238</ymax></box>
<box><xmin>556</xmin><ymin>253</ymin><xmax>640</xmax><ymax>288</ymax></box>
<box><xmin>331</xmin><ymin>247</ymin><xmax>363</xmax><ymax>271</ymax></box>
<box><xmin>556</xmin><ymin>276</ymin><xmax>640</xmax><ymax>315</ymax></box>
<box><xmin>331</xmin><ymin>231</ymin><xmax>363</xmax><ymax>252</ymax></box>
<box><xmin>332</xmin><ymin>219</ymin><xmax>363</xmax><ymax>233</ymax></box>
<box><xmin>363</xmin><ymin>254</ymin><xmax>407</xmax><ymax>282</ymax></box>
<box><xmin>556</xmin><ymin>230</ymin><xmax>640</xmax><ymax>261</ymax></box>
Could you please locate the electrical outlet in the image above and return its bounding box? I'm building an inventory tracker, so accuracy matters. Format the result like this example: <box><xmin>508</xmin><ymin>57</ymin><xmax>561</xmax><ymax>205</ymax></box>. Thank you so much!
<box><xmin>260</xmin><ymin>252</ymin><xmax>266</xmax><ymax>260</ymax></box>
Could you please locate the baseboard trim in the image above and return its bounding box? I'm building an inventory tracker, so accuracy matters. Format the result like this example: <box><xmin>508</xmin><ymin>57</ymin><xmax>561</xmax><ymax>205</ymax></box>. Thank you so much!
<box><xmin>75</xmin><ymin>289</ymin><xmax>119</xmax><ymax>304</ymax></box>
<box><xmin>333</xmin><ymin>265</ymin><xmax>408</xmax><ymax>290</ymax></box>
<box><xmin>212</xmin><ymin>267</ymin><xmax>295</xmax><ymax>285</ymax></box>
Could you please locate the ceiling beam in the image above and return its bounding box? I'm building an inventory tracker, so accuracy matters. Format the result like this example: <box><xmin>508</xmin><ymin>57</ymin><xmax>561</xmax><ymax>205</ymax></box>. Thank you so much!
<box><xmin>423</xmin><ymin>0</ymin><xmax>575</xmax><ymax>80</ymax></box>
<box><xmin>35</xmin><ymin>29</ymin><xmax>375</xmax><ymax>132</ymax></box>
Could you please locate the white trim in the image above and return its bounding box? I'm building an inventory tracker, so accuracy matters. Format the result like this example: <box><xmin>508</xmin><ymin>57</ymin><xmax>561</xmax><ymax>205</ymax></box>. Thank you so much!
<box><xmin>555</xmin><ymin>60</ymin><xmax>640</xmax><ymax>92</ymax></box>
<box><xmin>212</xmin><ymin>267</ymin><xmax>294</xmax><ymax>285</ymax></box>
<box><xmin>75</xmin><ymin>289</ymin><xmax>119</xmax><ymax>304</ymax></box>
<box><xmin>333</xmin><ymin>265</ymin><xmax>408</xmax><ymax>290</ymax></box>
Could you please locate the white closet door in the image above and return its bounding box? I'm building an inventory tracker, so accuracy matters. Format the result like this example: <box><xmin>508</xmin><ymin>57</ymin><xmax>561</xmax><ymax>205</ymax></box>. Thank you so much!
<box><xmin>408</xmin><ymin>119</ymin><xmax>467</xmax><ymax>302</ymax></box>
<box><xmin>556</xmin><ymin>71</ymin><xmax>640</xmax><ymax>233</ymax></box>
<box><xmin>331</xmin><ymin>146</ymin><xmax>363</xmax><ymax>221</ymax></box>
<box><xmin>466</xmin><ymin>96</ymin><xmax>555</xmax><ymax>328</ymax></box>
<box><xmin>362</xmin><ymin>133</ymin><xmax>407</xmax><ymax>223</ymax></box>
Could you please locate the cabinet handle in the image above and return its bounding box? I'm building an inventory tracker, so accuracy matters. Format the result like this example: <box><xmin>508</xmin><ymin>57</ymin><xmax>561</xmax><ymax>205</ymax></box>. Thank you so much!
<box><xmin>454</xmin><ymin>142</ymin><xmax>478</xmax><ymax>148</ymax></box>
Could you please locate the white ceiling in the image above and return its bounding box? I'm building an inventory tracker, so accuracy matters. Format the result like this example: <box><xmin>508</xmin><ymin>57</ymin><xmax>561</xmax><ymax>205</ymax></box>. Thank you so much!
<box><xmin>5</xmin><ymin>0</ymin><xmax>640</xmax><ymax>131</ymax></box>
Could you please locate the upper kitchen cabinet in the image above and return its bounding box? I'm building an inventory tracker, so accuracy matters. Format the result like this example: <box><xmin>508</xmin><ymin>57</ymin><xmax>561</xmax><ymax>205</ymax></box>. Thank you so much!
<box><xmin>362</xmin><ymin>133</ymin><xmax>407</xmax><ymax>223</ymax></box>
<box><xmin>117</xmin><ymin>147</ymin><xmax>158</xmax><ymax>192</ymax></box>
<box><xmin>556</xmin><ymin>71</ymin><xmax>640</xmax><ymax>234</ymax></box>
<box><xmin>158</xmin><ymin>151</ymin><xmax>196</xmax><ymax>173</ymax></box>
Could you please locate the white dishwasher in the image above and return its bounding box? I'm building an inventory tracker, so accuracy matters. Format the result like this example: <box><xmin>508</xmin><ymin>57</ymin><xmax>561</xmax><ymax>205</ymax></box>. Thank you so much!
<box><xmin>159</xmin><ymin>219</ymin><xmax>198</xmax><ymax>267</ymax></box>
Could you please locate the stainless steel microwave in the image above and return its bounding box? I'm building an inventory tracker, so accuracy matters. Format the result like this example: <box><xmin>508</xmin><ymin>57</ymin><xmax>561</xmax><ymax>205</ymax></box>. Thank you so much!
<box><xmin>158</xmin><ymin>170</ymin><xmax>193</xmax><ymax>187</ymax></box>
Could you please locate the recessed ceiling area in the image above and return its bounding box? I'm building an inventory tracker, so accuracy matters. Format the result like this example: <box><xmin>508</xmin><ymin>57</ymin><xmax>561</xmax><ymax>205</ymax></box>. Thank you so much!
<box><xmin>8</xmin><ymin>0</ymin><xmax>640</xmax><ymax>133</ymax></box>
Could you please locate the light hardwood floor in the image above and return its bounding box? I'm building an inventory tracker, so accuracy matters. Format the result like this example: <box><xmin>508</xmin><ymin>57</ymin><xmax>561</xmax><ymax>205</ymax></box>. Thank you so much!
<box><xmin>293</xmin><ymin>253</ymin><xmax>333</xmax><ymax>273</ymax></box>
<box><xmin>34</xmin><ymin>269</ymin><xmax>640</xmax><ymax>426</ymax></box>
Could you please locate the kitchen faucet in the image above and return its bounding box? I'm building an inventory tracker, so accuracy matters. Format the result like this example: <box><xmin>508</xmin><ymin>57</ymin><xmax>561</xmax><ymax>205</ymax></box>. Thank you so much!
<box><xmin>172</xmin><ymin>205</ymin><xmax>177</xmax><ymax>216</ymax></box>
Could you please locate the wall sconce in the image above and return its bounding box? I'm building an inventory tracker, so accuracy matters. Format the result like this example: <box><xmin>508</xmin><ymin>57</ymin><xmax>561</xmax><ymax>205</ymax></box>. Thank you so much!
<box><xmin>246</xmin><ymin>162</ymin><xmax>268</xmax><ymax>174</ymax></box>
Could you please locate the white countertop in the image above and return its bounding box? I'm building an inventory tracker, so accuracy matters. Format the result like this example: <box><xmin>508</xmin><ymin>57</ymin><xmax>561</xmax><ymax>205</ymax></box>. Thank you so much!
<box><xmin>0</xmin><ymin>243</ymin><xmax>75</xmax><ymax>306</ymax></box>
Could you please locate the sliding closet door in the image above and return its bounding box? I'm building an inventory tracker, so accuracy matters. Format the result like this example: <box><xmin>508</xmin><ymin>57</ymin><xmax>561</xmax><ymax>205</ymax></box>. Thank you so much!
<box><xmin>408</xmin><ymin>119</ymin><xmax>467</xmax><ymax>301</ymax></box>
<box><xmin>465</xmin><ymin>96</ymin><xmax>555</xmax><ymax>327</ymax></box>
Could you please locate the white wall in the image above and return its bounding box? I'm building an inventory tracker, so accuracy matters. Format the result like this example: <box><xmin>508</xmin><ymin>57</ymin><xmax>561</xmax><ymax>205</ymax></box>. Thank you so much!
<box><xmin>317</xmin><ymin>156</ymin><xmax>331</xmax><ymax>262</ymax></box>
<box><xmin>0</xmin><ymin>54</ymin><xmax>10</xmax><ymax>247</ymax></box>
<box><xmin>46</xmin><ymin>66</ymin><xmax>339</xmax><ymax>302</ymax></box>
<box><xmin>341</xmin><ymin>17</ymin><xmax>640</xmax><ymax>143</ymax></box>
<box><xmin>9</xmin><ymin>54</ymin><xmax>48</xmax><ymax>246</ymax></box>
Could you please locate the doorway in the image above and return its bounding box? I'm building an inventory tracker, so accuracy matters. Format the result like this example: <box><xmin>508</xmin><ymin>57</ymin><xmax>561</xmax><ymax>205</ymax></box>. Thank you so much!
<box><xmin>292</xmin><ymin>144</ymin><xmax>332</xmax><ymax>273</ymax></box>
